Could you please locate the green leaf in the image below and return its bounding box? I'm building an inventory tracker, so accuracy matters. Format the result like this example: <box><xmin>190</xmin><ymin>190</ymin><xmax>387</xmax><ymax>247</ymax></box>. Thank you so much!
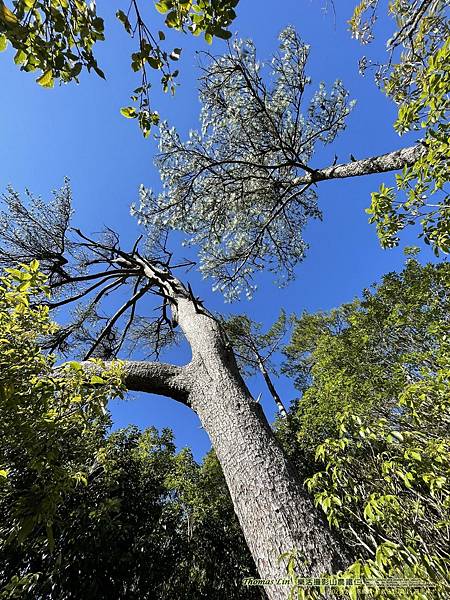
<box><xmin>90</xmin><ymin>375</ymin><xmax>105</xmax><ymax>384</ymax></box>
<box><xmin>0</xmin><ymin>33</ymin><xmax>7</xmax><ymax>52</ymax></box>
<box><xmin>390</xmin><ymin>431</ymin><xmax>404</xmax><ymax>442</ymax></box>
<box><xmin>93</xmin><ymin>65</ymin><xmax>106</xmax><ymax>80</ymax></box>
<box><xmin>165</xmin><ymin>10</ymin><xmax>179</xmax><ymax>27</ymax></box>
<box><xmin>0</xmin><ymin>3</ymin><xmax>19</xmax><ymax>25</ymax></box>
<box><xmin>67</xmin><ymin>361</ymin><xmax>82</xmax><ymax>372</ymax></box>
<box><xmin>214</xmin><ymin>28</ymin><xmax>232</xmax><ymax>40</ymax></box>
<box><xmin>14</xmin><ymin>50</ymin><xmax>27</xmax><ymax>65</ymax></box>
<box><xmin>155</xmin><ymin>1</ymin><xmax>169</xmax><ymax>14</ymax></box>
<box><xmin>120</xmin><ymin>106</ymin><xmax>137</xmax><ymax>119</ymax></box>
<box><xmin>17</xmin><ymin>281</ymin><xmax>31</xmax><ymax>292</ymax></box>
<box><xmin>46</xmin><ymin>524</ymin><xmax>55</xmax><ymax>553</ymax></box>
<box><xmin>148</xmin><ymin>57</ymin><xmax>163</xmax><ymax>69</ymax></box>
<box><xmin>36</xmin><ymin>70</ymin><xmax>54</xmax><ymax>88</ymax></box>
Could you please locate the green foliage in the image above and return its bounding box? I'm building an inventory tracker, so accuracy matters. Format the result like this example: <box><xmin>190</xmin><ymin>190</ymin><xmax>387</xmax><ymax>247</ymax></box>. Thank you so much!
<box><xmin>0</xmin><ymin>264</ymin><xmax>259</xmax><ymax>598</ymax></box>
<box><xmin>0</xmin><ymin>0</ymin><xmax>238</xmax><ymax>136</ymax></box>
<box><xmin>279</xmin><ymin>259</ymin><xmax>450</xmax><ymax>598</ymax></box>
<box><xmin>0</xmin><ymin>262</ymin><xmax>124</xmax><ymax>596</ymax></box>
<box><xmin>115</xmin><ymin>0</ymin><xmax>239</xmax><ymax>137</ymax></box>
<box><xmin>0</xmin><ymin>0</ymin><xmax>105</xmax><ymax>86</ymax></box>
<box><xmin>306</xmin><ymin>360</ymin><xmax>450</xmax><ymax>598</ymax></box>
<box><xmin>281</xmin><ymin>259</ymin><xmax>449</xmax><ymax>455</ymax></box>
<box><xmin>164</xmin><ymin>448</ymin><xmax>262</xmax><ymax>598</ymax></box>
<box><xmin>350</xmin><ymin>1</ymin><xmax>449</xmax><ymax>254</ymax></box>
<box><xmin>153</xmin><ymin>0</ymin><xmax>238</xmax><ymax>42</ymax></box>
<box><xmin>367</xmin><ymin>38</ymin><xmax>450</xmax><ymax>254</ymax></box>
<box><xmin>1</xmin><ymin>426</ymin><xmax>260</xmax><ymax>598</ymax></box>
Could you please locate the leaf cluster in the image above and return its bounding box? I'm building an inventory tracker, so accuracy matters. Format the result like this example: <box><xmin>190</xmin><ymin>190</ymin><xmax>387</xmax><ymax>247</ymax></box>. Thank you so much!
<box><xmin>350</xmin><ymin>1</ymin><xmax>449</xmax><ymax>254</ymax></box>
<box><xmin>280</xmin><ymin>259</ymin><xmax>450</xmax><ymax>455</ymax></box>
<box><xmin>154</xmin><ymin>0</ymin><xmax>238</xmax><ymax>43</ymax></box>
<box><xmin>368</xmin><ymin>38</ymin><xmax>450</xmax><ymax>254</ymax></box>
<box><xmin>0</xmin><ymin>0</ymin><xmax>239</xmax><ymax>135</ymax></box>
<box><xmin>0</xmin><ymin>0</ymin><xmax>105</xmax><ymax>88</ymax></box>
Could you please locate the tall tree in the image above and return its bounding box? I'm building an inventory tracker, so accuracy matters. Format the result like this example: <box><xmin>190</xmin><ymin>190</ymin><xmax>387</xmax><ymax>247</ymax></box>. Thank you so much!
<box><xmin>0</xmin><ymin>185</ymin><xmax>350</xmax><ymax>600</ymax></box>
<box><xmin>1</xmin><ymin>10</ymin><xmax>448</xmax><ymax>596</ymax></box>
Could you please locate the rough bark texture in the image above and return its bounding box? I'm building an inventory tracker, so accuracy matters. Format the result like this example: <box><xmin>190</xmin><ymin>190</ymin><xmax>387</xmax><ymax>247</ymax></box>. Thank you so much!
<box><xmin>294</xmin><ymin>144</ymin><xmax>424</xmax><ymax>185</ymax></box>
<box><xmin>81</xmin><ymin>360</ymin><xmax>191</xmax><ymax>405</ymax></box>
<box><xmin>111</xmin><ymin>291</ymin><xmax>349</xmax><ymax>600</ymax></box>
<box><xmin>178</xmin><ymin>298</ymin><xmax>348</xmax><ymax>599</ymax></box>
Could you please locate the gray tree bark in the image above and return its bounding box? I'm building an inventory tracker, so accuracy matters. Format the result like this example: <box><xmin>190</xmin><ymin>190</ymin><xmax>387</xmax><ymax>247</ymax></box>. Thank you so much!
<box><xmin>86</xmin><ymin>269</ymin><xmax>350</xmax><ymax>600</ymax></box>
<box><xmin>295</xmin><ymin>144</ymin><xmax>424</xmax><ymax>185</ymax></box>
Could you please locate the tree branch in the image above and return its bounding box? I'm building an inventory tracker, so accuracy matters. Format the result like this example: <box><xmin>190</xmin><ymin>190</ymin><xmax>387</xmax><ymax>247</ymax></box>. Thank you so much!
<box><xmin>294</xmin><ymin>144</ymin><xmax>424</xmax><ymax>185</ymax></box>
<box><xmin>81</xmin><ymin>359</ymin><xmax>192</xmax><ymax>406</ymax></box>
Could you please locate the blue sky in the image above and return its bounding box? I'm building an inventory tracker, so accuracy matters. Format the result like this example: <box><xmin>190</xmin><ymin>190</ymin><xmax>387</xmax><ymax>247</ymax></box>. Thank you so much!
<box><xmin>0</xmin><ymin>1</ymin><xmax>427</xmax><ymax>458</ymax></box>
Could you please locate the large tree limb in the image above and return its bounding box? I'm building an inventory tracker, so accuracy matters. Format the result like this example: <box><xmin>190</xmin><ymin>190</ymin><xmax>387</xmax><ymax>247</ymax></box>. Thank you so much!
<box><xmin>81</xmin><ymin>359</ymin><xmax>192</xmax><ymax>406</ymax></box>
<box><xmin>294</xmin><ymin>144</ymin><xmax>424</xmax><ymax>185</ymax></box>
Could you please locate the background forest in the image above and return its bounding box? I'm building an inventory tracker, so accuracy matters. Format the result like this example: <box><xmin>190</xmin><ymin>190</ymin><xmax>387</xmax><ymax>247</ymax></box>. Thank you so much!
<box><xmin>0</xmin><ymin>1</ymin><xmax>448</xmax><ymax>599</ymax></box>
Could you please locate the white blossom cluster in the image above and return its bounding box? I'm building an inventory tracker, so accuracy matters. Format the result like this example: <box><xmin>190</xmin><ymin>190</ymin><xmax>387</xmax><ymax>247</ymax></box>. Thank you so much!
<box><xmin>134</xmin><ymin>27</ymin><xmax>353</xmax><ymax>301</ymax></box>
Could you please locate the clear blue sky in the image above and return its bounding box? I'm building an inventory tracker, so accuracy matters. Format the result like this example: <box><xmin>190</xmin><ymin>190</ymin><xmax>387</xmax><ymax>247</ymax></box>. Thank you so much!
<box><xmin>0</xmin><ymin>1</ymin><xmax>426</xmax><ymax>458</ymax></box>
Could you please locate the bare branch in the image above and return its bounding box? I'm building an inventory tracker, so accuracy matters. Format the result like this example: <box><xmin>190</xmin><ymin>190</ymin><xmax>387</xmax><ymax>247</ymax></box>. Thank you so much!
<box><xmin>80</xmin><ymin>359</ymin><xmax>192</xmax><ymax>405</ymax></box>
<box><xmin>83</xmin><ymin>282</ymin><xmax>152</xmax><ymax>360</ymax></box>
<box><xmin>294</xmin><ymin>144</ymin><xmax>425</xmax><ymax>185</ymax></box>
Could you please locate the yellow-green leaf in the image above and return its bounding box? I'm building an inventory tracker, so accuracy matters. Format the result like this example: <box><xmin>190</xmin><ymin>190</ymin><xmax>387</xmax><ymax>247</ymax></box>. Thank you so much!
<box><xmin>36</xmin><ymin>70</ymin><xmax>54</xmax><ymax>88</ymax></box>
<box><xmin>120</xmin><ymin>106</ymin><xmax>137</xmax><ymax>119</ymax></box>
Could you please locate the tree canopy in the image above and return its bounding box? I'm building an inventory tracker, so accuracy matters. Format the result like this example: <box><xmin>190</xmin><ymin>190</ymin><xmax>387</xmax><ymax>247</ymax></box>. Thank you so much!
<box><xmin>281</xmin><ymin>257</ymin><xmax>450</xmax><ymax>454</ymax></box>
<box><xmin>274</xmin><ymin>258</ymin><xmax>450</xmax><ymax>598</ymax></box>
<box><xmin>0</xmin><ymin>263</ymin><xmax>121</xmax><ymax>594</ymax></box>
<box><xmin>134</xmin><ymin>27</ymin><xmax>355</xmax><ymax>299</ymax></box>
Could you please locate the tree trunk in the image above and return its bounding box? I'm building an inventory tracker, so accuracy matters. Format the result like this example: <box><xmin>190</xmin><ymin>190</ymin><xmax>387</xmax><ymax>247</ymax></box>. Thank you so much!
<box><xmin>174</xmin><ymin>297</ymin><xmax>348</xmax><ymax>599</ymax></box>
<box><xmin>87</xmin><ymin>264</ymin><xmax>350</xmax><ymax>600</ymax></box>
